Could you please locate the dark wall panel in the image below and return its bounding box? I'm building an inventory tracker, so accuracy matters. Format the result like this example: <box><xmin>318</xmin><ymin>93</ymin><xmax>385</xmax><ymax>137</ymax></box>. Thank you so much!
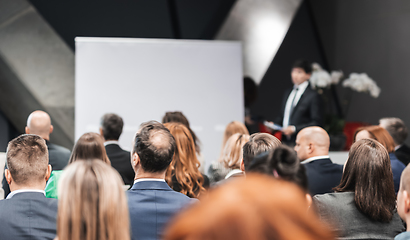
<box><xmin>310</xmin><ymin>0</ymin><xmax>410</xmax><ymax>144</ymax></box>
<box><xmin>29</xmin><ymin>1</ymin><xmax>174</xmax><ymax>50</ymax></box>
<box><xmin>29</xmin><ymin>0</ymin><xmax>236</xmax><ymax>49</ymax></box>
<box><xmin>175</xmin><ymin>0</ymin><xmax>236</xmax><ymax>39</ymax></box>
<box><xmin>251</xmin><ymin>1</ymin><xmax>327</xmax><ymax>122</ymax></box>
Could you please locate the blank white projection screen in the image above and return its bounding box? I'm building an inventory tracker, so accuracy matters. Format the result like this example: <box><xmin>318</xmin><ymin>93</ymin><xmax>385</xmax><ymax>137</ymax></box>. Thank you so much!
<box><xmin>75</xmin><ymin>37</ymin><xmax>243</xmax><ymax>170</ymax></box>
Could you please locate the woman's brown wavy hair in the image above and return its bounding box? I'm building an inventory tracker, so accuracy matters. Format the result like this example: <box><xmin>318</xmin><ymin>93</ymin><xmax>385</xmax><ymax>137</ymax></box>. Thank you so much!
<box><xmin>164</xmin><ymin>122</ymin><xmax>205</xmax><ymax>198</ymax></box>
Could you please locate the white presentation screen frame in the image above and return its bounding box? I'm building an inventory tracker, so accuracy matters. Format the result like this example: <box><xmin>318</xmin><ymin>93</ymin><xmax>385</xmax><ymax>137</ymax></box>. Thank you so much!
<box><xmin>75</xmin><ymin>37</ymin><xmax>243</xmax><ymax>170</ymax></box>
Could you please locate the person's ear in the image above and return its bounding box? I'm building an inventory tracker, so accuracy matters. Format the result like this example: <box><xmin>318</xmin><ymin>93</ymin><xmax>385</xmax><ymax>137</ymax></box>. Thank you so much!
<box><xmin>308</xmin><ymin>143</ymin><xmax>315</xmax><ymax>154</ymax></box>
<box><xmin>45</xmin><ymin>164</ymin><xmax>52</xmax><ymax>181</ymax></box>
<box><xmin>5</xmin><ymin>169</ymin><xmax>12</xmax><ymax>185</ymax></box>
<box><xmin>306</xmin><ymin>193</ymin><xmax>313</xmax><ymax>209</ymax></box>
<box><xmin>240</xmin><ymin>159</ymin><xmax>245</xmax><ymax>172</ymax></box>
<box><xmin>99</xmin><ymin>127</ymin><xmax>104</xmax><ymax>138</ymax></box>
<box><xmin>25</xmin><ymin>127</ymin><xmax>29</xmax><ymax>134</ymax></box>
<box><xmin>49</xmin><ymin>125</ymin><xmax>54</xmax><ymax>134</ymax></box>
<box><xmin>403</xmin><ymin>190</ymin><xmax>410</xmax><ymax>213</ymax></box>
<box><xmin>132</xmin><ymin>152</ymin><xmax>140</xmax><ymax>168</ymax></box>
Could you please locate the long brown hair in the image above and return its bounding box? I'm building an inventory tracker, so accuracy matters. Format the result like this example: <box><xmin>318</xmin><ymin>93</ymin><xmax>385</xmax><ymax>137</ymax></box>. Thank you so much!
<box><xmin>164</xmin><ymin>174</ymin><xmax>334</xmax><ymax>240</ymax></box>
<box><xmin>69</xmin><ymin>132</ymin><xmax>110</xmax><ymax>164</ymax></box>
<box><xmin>354</xmin><ymin>126</ymin><xmax>395</xmax><ymax>153</ymax></box>
<box><xmin>164</xmin><ymin>122</ymin><xmax>205</xmax><ymax>198</ymax></box>
<box><xmin>334</xmin><ymin>139</ymin><xmax>396</xmax><ymax>222</ymax></box>
<box><xmin>57</xmin><ymin>160</ymin><xmax>130</xmax><ymax>240</ymax></box>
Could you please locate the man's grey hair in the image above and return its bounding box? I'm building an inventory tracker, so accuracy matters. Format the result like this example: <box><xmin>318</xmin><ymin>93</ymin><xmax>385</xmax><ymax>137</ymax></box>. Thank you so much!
<box><xmin>379</xmin><ymin>117</ymin><xmax>408</xmax><ymax>145</ymax></box>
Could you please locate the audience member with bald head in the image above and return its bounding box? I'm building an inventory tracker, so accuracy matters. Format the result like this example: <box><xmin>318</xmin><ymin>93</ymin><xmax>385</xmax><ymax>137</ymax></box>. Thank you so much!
<box><xmin>3</xmin><ymin>110</ymin><xmax>71</xmax><ymax>198</ymax></box>
<box><xmin>25</xmin><ymin>110</ymin><xmax>71</xmax><ymax>171</ymax></box>
<box><xmin>127</xmin><ymin>121</ymin><xmax>196</xmax><ymax>240</ymax></box>
<box><xmin>397</xmin><ymin>165</ymin><xmax>410</xmax><ymax>238</ymax></box>
<box><xmin>0</xmin><ymin>134</ymin><xmax>58</xmax><ymax>240</ymax></box>
<box><xmin>295</xmin><ymin>127</ymin><xmax>343</xmax><ymax>195</ymax></box>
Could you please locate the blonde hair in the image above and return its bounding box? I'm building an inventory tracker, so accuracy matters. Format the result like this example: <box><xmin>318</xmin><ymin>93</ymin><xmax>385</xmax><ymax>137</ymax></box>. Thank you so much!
<box><xmin>57</xmin><ymin>160</ymin><xmax>130</xmax><ymax>240</ymax></box>
<box><xmin>164</xmin><ymin>174</ymin><xmax>334</xmax><ymax>240</ymax></box>
<box><xmin>220</xmin><ymin>133</ymin><xmax>250</xmax><ymax>169</ymax></box>
<box><xmin>164</xmin><ymin>122</ymin><xmax>206</xmax><ymax>198</ymax></box>
<box><xmin>220</xmin><ymin>121</ymin><xmax>249</xmax><ymax>158</ymax></box>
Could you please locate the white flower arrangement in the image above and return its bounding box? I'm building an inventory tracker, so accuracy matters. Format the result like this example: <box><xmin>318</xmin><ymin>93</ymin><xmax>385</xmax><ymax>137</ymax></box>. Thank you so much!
<box><xmin>310</xmin><ymin>63</ymin><xmax>343</xmax><ymax>89</ymax></box>
<box><xmin>309</xmin><ymin>63</ymin><xmax>380</xmax><ymax>98</ymax></box>
<box><xmin>310</xmin><ymin>63</ymin><xmax>331</xmax><ymax>88</ymax></box>
<box><xmin>342</xmin><ymin>73</ymin><xmax>381</xmax><ymax>98</ymax></box>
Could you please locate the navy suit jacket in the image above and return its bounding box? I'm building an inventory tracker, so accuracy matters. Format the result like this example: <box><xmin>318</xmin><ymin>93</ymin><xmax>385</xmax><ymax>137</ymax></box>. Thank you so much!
<box><xmin>0</xmin><ymin>192</ymin><xmax>58</xmax><ymax>240</ymax></box>
<box><xmin>395</xmin><ymin>144</ymin><xmax>410</xmax><ymax>166</ymax></box>
<box><xmin>275</xmin><ymin>83</ymin><xmax>323</xmax><ymax>143</ymax></box>
<box><xmin>303</xmin><ymin>158</ymin><xmax>343</xmax><ymax>196</ymax></box>
<box><xmin>390</xmin><ymin>153</ymin><xmax>406</xmax><ymax>194</ymax></box>
<box><xmin>105</xmin><ymin>144</ymin><xmax>134</xmax><ymax>185</ymax></box>
<box><xmin>127</xmin><ymin>180</ymin><xmax>197</xmax><ymax>240</ymax></box>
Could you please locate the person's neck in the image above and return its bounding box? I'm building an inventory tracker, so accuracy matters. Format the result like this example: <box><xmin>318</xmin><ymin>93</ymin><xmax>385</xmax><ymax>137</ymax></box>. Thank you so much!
<box><xmin>104</xmin><ymin>139</ymin><xmax>118</xmax><ymax>142</ymax></box>
<box><xmin>295</xmin><ymin>80</ymin><xmax>309</xmax><ymax>87</ymax></box>
<box><xmin>407</xmin><ymin>219</ymin><xmax>410</xmax><ymax>232</ymax></box>
<box><xmin>10</xmin><ymin>183</ymin><xmax>46</xmax><ymax>192</ymax></box>
<box><xmin>134</xmin><ymin>170</ymin><xmax>166</xmax><ymax>180</ymax></box>
<box><xmin>306</xmin><ymin>152</ymin><xmax>329</xmax><ymax>159</ymax></box>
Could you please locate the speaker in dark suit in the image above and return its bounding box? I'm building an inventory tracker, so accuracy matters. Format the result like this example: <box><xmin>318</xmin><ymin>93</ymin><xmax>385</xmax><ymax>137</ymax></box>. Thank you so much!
<box><xmin>274</xmin><ymin>60</ymin><xmax>323</xmax><ymax>145</ymax></box>
<box><xmin>277</xmin><ymin>84</ymin><xmax>323</xmax><ymax>142</ymax></box>
<box><xmin>105</xmin><ymin>142</ymin><xmax>134</xmax><ymax>185</ymax></box>
<box><xmin>1</xmin><ymin>134</ymin><xmax>57</xmax><ymax>240</ymax></box>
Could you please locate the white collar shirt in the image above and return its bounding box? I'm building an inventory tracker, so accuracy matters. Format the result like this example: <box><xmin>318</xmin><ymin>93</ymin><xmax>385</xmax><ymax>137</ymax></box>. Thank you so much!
<box><xmin>301</xmin><ymin>155</ymin><xmax>330</xmax><ymax>164</ymax></box>
<box><xmin>6</xmin><ymin>189</ymin><xmax>46</xmax><ymax>199</ymax></box>
<box><xmin>282</xmin><ymin>80</ymin><xmax>310</xmax><ymax>127</ymax></box>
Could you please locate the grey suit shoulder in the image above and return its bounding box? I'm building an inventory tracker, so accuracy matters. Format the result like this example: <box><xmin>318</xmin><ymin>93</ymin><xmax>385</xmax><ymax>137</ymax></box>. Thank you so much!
<box><xmin>314</xmin><ymin>192</ymin><xmax>405</xmax><ymax>239</ymax></box>
<box><xmin>0</xmin><ymin>192</ymin><xmax>58</xmax><ymax>240</ymax></box>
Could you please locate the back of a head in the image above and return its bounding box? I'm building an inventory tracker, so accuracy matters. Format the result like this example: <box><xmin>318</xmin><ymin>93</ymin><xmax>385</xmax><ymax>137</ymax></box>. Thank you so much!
<box><xmin>7</xmin><ymin>134</ymin><xmax>49</xmax><ymax>186</ymax></box>
<box><xmin>380</xmin><ymin>117</ymin><xmax>408</xmax><ymax>146</ymax></box>
<box><xmin>162</xmin><ymin>111</ymin><xmax>201</xmax><ymax>153</ymax></box>
<box><xmin>163</xmin><ymin>122</ymin><xmax>205</xmax><ymax>197</ymax></box>
<box><xmin>100</xmin><ymin>113</ymin><xmax>124</xmax><ymax>141</ymax></box>
<box><xmin>69</xmin><ymin>132</ymin><xmax>110</xmax><ymax>164</ymax></box>
<box><xmin>400</xmin><ymin>165</ymin><xmax>410</xmax><ymax>195</ymax></box>
<box><xmin>292</xmin><ymin>59</ymin><xmax>312</xmax><ymax>74</ymax></box>
<box><xmin>222</xmin><ymin>121</ymin><xmax>249</xmax><ymax>147</ymax></box>
<box><xmin>335</xmin><ymin>139</ymin><xmax>396</xmax><ymax>222</ymax></box>
<box><xmin>57</xmin><ymin>160</ymin><xmax>130</xmax><ymax>240</ymax></box>
<box><xmin>164</xmin><ymin>174</ymin><xmax>334</xmax><ymax>240</ymax></box>
<box><xmin>26</xmin><ymin>110</ymin><xmax>52</xmax><ymax>138</ymax></box>
<box><xmin>220</xmin><ymin>133</ymin><xmax>250</xmax><ymax>169</ymax></box>
<box><xmin>296</xmin><ymin>127</ymin><xmax>330</xmax><ymax>160</ymax></box>
<box><xmin>354</xmin><ymin>126</ymin><xmax>395</xmax><ymax>153</ymax></box>
<box><xmin>133</xmin><ymin>121</ymin><xmax>176</xmax><ymax>173</ymax></box>
<box><xmin>247</xmin><ymin>145</ymin><xmax>307</xmax><ymax>192</ymax></box>
<box><xmin>242</xmin><ymin>133</ymin><xmax>281</xmax><ymax>171</ymax></box>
